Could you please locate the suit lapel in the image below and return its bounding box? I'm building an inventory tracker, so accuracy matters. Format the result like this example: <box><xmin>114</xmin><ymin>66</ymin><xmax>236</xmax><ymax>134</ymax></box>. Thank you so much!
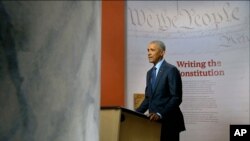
<box><xmin>152</xmin><ymin>60</ymin><xmax>166</xmax><ymax>94</ymax></box>
<box><xmin>148</xmin><ymin>68</ymin><xmax>154</xmax><ymax>93</ymax></box>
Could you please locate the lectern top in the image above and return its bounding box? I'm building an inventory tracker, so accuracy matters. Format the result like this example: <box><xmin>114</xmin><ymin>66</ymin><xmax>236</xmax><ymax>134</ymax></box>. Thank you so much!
<box><xmin>101</xmin><ymin>106</ymin><xmax>150</xmax><ymax>121</ymax></box>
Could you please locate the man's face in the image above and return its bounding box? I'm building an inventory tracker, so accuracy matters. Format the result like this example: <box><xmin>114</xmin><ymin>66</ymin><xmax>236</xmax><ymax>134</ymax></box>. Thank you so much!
<box><xmin>147</xmin><ymin>43</ymin><xmax>165</xmax><ymax>65</ymax></box>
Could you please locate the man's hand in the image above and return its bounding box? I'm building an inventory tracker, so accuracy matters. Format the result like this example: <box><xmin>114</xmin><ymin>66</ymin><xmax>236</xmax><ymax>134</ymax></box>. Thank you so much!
<box><xmin>148</xmin><ymin>113</ymin><xmax>160</xmax><ymax>121</ymax></box>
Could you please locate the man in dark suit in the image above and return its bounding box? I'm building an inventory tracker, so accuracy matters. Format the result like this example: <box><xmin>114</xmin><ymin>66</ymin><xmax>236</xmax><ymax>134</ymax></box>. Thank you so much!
<box><xmin>136</xmin><ymin>40</ymin><xmax>185</xmax><ymax>141</ymax></box>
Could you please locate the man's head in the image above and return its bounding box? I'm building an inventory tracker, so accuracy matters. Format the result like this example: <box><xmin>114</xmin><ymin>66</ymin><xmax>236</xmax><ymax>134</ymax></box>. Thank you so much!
<box><xmin>147</xmin><ymin>40</ymin><xmax>166</xmax><ymax>65</ymax></box>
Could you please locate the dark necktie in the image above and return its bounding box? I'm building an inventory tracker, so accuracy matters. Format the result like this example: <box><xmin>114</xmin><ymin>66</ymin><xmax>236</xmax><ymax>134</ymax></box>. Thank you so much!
<box><xmin>151</xmin><ymin>67</ymin><xmax>156</xmax><ymax>90</ymax></box>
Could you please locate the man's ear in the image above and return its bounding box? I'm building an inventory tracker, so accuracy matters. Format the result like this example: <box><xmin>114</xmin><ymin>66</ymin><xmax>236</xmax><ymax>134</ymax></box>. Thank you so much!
<box><xmin>161</xmin><ymin>50</ymin><xmax>165</xmax><ymax>56</ymax></box>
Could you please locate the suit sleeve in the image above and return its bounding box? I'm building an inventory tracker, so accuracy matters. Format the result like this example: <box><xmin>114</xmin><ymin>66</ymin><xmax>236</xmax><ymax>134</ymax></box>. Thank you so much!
<box><xmin>136</xmin><ymin>72</ymin><xmax>150</xmax><ymax>113</ymax></box>
<box><xmin>136</xmin><ymin>86</ymin><xmax>149</xmax><ymax>113</ymax></box>
<box><xmin>161</xmin><ymin>67</ymin><xmax>182</xmax><ymax>117</ymax></box>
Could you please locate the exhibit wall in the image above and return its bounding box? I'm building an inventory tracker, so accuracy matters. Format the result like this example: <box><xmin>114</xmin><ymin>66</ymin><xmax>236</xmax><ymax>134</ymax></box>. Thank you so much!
<box><xmin>126</xmin><ymin>1</ymin><xmax>249</xmax><ymax>141</ymax></box>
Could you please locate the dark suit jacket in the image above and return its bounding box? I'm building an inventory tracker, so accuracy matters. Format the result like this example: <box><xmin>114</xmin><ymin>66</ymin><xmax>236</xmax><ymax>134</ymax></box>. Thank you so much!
<box><xmin>136</xmin><ymin>60</ymin><xmax>185</xmax><ymax>133</ymax></box>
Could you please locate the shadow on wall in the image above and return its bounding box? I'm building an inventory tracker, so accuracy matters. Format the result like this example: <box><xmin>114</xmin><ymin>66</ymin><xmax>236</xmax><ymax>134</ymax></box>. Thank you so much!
<box><xmin>0</xmin><ymin>1</ymin><xmax>101</xmax><ymax>141</ymax></box>
<box><xmin>0</xmin><ymin>2</ymin><xmax>36</xmax><ymax>141</ymax></box>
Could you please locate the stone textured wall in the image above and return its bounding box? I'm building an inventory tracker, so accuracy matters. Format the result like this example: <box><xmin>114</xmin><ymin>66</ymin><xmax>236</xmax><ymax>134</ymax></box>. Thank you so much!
<box><xmin>0</xmin><ymin>1</ymin><xmax>100</xmax><ymax>141</ymax></box>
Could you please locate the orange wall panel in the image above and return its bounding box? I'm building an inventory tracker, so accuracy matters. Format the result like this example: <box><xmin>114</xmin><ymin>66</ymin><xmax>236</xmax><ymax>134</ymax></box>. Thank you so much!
<box><xmin>101</xmin><ymin>1</ymin><xmax>125</xmax><ymax>106</ymax></box>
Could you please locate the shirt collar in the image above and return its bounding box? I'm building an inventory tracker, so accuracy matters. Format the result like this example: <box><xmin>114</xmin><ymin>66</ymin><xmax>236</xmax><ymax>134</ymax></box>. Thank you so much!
<box><xmin>154</xmin><ymin>59</ymin><xmax>164</xmax><ymax>70</ymax></box>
